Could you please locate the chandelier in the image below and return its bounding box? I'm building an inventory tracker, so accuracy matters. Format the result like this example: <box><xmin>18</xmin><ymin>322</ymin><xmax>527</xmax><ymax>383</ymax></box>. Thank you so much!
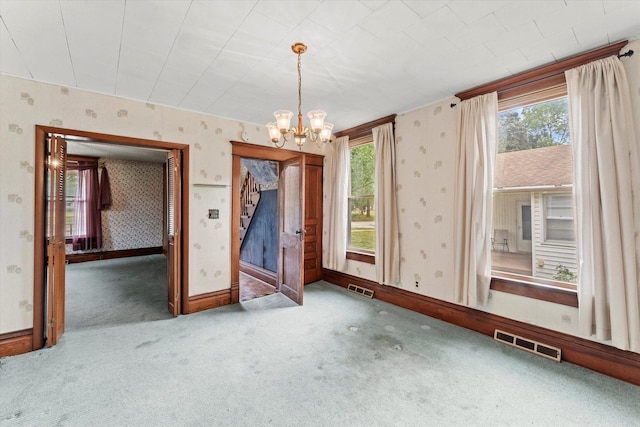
<box><xmin>266</xmin><ymin>43</ymin><xmax>333</xmax><ymax>149</ymax></box>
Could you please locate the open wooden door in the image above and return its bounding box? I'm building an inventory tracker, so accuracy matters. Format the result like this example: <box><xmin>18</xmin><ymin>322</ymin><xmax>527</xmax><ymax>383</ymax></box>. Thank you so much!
<box><xmin>277</xmin><ymin>155</ymin><xmax>305</xmax><ymax>305</ymax></box>
<box><xmin>166</xmin><ymin>150</ymin><xmax>181</xmax><ymax>316</ymax></box>
<box><xmin>46</xmin><ymin>135</ymin><xmax>67</xmax><ymax>346</ymax></box>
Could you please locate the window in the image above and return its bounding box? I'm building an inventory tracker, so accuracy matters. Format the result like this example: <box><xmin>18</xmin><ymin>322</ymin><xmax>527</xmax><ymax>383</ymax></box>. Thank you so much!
<box><xmin>65</xmin><ymin>170</ymin><xmax>78</xmax><ymax>237</ymax></box>
<box><xmin>492</xmin><ymin>95</ymin><xmax>578</xmax><ymax>284</ymax></box>
<box><xmin>46</xmin><ymin>169</ymin><xmax>78</xmax><ymax>239</ymax></box>
<box><xmin>455</xmin><ymin>41</ymin><xmax>625</xmax><ymax>303</ymax></box>
<box><xmin>348</xmin><ymin>138</ymin><xmax>375</xmax><ymax>253</ymax></box>
<box><xmin>544</xmin><ymin>193</ymin><xmax>575</xmax><ymax>243</ymax></box>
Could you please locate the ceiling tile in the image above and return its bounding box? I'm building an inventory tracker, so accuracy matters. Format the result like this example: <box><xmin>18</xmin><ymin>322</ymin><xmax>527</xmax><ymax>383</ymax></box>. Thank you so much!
<box><xmin>484</xmin><ymin>21</ymin><xmax>542</xmax><ymax>56</ymax></box>
<box><xmin>534</xmin><ymin>1</ymin><xmax>604</xmax><ymax>38</ymax></box>
<box><xmin>447</xmin><ymin>0</ymin><xmax>510</xmax><ymax>24</ymax></box>
<box><xmin>571</xmin><ymin>4</ymin><xmax>640</xmax><ymax>46</ymax></box>
<box><xmin>0</xmin><ymin>20</ymin><xmax>30</xmax><ymax>77</ymax></box>
<box><xmin>252</xmin><ymin>0</ymin><xmax>322</xmax><ymax>30</ymax></box>
<box><xmin>308</xmin><ymin>1</ymin><xmax>372</xmax><ymax>34</ymax></box>
<box><xmin>358</xmin><ymin>1</ymin><xmax>421</xmax><ymax>39</ymax></box>
<box><xmin>404</xmin><ymin>5</ymin><xmax>466</xmax><ymax>43</ymax></box>
<box><xmin>0</xmin><ymin>0</ymin><xmax>75</xmax><ymax>86</ymax></box>
<box><xmin>402</xmin><ymin>1</ymin><xmax>448</xmax><ymax>18</ymax></box>
<box><xmin>518</xmin><ymin>28</ymin><xmax>577</xmax><ymax>61</ymax></box>
<box><xmin>60</xmin><ymin>0</ymin><xmax>125</xmax><ymax>94</ymax></box>
<box><xmin>494</xmin><ymin>0</ymin><xmax>566</xmax><ymax>31</ymax></box>
<box><xmin>446</xmin><ymin>13</ymin><xmax>508</xmax><ymax>50</ymax></box>
<box><xmin>121</xmin><ymin>0</ymin><xmax>190</xmax><ymax>57</ymax></box>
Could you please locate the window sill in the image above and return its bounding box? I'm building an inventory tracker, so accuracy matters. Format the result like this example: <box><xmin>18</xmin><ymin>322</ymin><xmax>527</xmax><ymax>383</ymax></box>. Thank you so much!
<box><xmin>490</xmin><ymin>272</ymin><xmax>578</xmax><ymax>307</ymax></box>
<box><xmin>346</xmin><ymin>251</ymin><xmax>375</xmax><ymax>264</ymax></box>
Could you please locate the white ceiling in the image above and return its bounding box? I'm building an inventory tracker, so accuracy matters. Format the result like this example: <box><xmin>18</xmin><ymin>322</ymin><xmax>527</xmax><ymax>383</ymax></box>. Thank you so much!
<box><xmin>65</xmin><ymin>138</ymin><xmax>168</xmax><ymax>163</ymax></box>
<box><xmin>1</xmin><ymin>0</ymin><xmax>639</xmax><ymax>135</ymax></box>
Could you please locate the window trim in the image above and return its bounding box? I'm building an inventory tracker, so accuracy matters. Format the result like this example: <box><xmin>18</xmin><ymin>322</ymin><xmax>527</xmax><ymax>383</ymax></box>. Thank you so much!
<box><xmin>335</xmin><ymin>114</ymin><xmax>396</xmax><ymax>265</ymax></box>
<box><xmin>457</xmin><ymin>43</ymin><xmax>630</xmax><ymax>304</ymax></box>
<box><xmin>347</xmin><ymin>137</ymin><xmax>375</xmax><ymax>256</ymax></box>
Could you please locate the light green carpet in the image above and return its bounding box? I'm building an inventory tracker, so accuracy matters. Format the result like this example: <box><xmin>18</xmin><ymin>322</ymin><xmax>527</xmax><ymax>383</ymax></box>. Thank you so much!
<box><xmin>65</xmin><ymin>255</ymin><xmax>173</xmax><ymax>330</ymax></box>
<box><xmin>1</xmin><ymin>280</ymin><xmax>638</xmax><ymax>426</ymax></box>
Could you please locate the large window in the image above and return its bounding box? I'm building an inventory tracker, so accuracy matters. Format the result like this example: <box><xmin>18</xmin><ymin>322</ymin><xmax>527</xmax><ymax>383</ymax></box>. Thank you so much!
<box><xmin>491</xmin><ymin>95</ymin><xmax>578</xmax><ymax>284</ymax></box>
<box><xmin>348</xmin><ymin>139</ymin><xmax>375</xmax><ymax>252</ymax></box>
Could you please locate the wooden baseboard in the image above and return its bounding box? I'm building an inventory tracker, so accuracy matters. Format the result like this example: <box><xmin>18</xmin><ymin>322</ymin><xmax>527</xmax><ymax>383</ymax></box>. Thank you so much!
<box><xmin>322</xmin><ymin>268</ymin><xmax>640</xmax><ymax>386</ymax></box>
<box><xmin>185</xmin><ymin>288</ymin><xmax>233</xmax><ymax>314</ymax></box>
<box><xmin>231</xmin><ymin>282</ymin><xmax>240</xmax><ymax>305</ymax></box>
<box><xmin>66</xmin><ymin>246</ymin><xmax>164</xmax><ymax>263</ymax></box>
<box><xmin>0</xmin><ymin>329</ymin><xmax>33</xmax><ymax>357</ymax></box>
<box><xmin>239</xmin><ymin>260</ymin><xmax>277</xmax><ymax>286</ymax></box>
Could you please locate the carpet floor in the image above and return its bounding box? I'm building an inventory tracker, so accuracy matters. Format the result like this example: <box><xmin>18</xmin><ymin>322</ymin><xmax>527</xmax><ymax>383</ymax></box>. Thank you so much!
<box><xmin>65</xmin><ymin>255</ymin><xmax>173</xmax><ymax>330</ymax></box>
<box><xmin>1</xmin><ymin>281</ymin><xmax>639</xmax><ymax>426</ymax></box>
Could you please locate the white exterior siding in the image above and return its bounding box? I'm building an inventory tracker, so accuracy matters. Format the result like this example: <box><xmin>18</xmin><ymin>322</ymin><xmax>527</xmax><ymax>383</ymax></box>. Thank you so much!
<box><xmin>532</xmin><ymin>192</ymin><xmax>578</xmax><ymax>280</ymax></box>
<box><xmin>492</xmin><ymin>192</ymin><xmax>531</xmax><ymax>253</ymax></box>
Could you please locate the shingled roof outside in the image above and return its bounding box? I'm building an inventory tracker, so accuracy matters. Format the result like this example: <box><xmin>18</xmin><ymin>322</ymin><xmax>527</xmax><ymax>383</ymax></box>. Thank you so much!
<box><xmin>494</xmin><ymin>144</ymin><xmax>573</xmax><ymax>189</ymax></box>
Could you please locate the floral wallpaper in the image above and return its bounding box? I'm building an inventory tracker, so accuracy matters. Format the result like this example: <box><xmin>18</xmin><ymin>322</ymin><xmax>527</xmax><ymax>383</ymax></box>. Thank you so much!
<box><xmin>66</xmin><ymin>159</ymin><xmax>164</xmax><ymax>254</ymax></box>
<box><xmin>100</xmin><ymin>159</ymin><xmax>164</xmax><ymax>251</ymax></box>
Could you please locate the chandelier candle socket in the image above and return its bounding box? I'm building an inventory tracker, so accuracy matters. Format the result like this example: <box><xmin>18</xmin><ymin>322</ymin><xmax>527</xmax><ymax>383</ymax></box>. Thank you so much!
<box><xmin>266</xmin><ymin>42</ymin><xmax>333</xmax><ymax>149</ymax></box>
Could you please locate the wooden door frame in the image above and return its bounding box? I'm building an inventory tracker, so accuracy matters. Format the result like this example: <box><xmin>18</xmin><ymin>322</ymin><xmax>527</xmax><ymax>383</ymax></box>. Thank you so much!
<box><xmin>33</xmin><ymin>126</ymin><xmax>190</xmax><ymax>350</ymax></box>
<box><xmin>230</xmin><ymin>141</ymin><xmax>323</xmax><ymax>304</ymax></box>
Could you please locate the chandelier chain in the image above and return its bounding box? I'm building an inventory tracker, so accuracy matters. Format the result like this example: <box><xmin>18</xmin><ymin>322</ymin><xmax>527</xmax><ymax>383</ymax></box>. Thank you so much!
<box><xmin>297</xmin><ymin>53</ymin><xmax>302</xmax><ymax>117</ymax></box>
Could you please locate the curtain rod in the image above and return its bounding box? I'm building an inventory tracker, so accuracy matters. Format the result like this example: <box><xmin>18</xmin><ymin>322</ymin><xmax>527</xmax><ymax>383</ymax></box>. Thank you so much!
<box><xmin>451</xmin><ymin>49</ymin><xmax>634</xmax><ymax>109</ymax></box>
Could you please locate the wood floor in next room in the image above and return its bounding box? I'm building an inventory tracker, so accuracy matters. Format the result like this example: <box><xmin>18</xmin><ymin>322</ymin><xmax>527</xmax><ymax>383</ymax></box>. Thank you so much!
<box><xmin>240</xmin><ymin>271</ymin><xmax>276</xmax><ymax>302</ymax></box>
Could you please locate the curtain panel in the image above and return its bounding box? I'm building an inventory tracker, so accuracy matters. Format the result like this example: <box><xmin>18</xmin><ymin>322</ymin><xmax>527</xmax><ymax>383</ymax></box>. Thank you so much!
<box><xmin>453</xmin><ymin>92</ymin><xmax>498</xmax><ymax>307</ymax></box>
<box><xmin>68</xmin><ymin>161</ymin><xmax>103</xmax><ymax>251</ymax></box>
<box><xmin>565</xmin><ymin>56</ymin><xmax>640</xmax><ymax>352</ymax></box>
<box><xmin>324</xmin><ymin>136</ymin><xmax>349</xmax><ymax>271</ymax></box>
<box><xmin>373</xmin><ymin>123</ymin><xmax>400</xmax><ymax>285</ymax></box>
<box><xmin>99</xmin><ymin>166</ymin><xmax>112</xmax><ymax>210</ymax></box>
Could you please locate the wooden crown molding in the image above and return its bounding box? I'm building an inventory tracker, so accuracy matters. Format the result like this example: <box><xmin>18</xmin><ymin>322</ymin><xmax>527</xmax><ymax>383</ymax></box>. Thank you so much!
<box><xmin>455</xmin><ymin>40</ymin><xmax>628</xmax><ymax>101</ymax></box>
<box><xmin>333</xmin><ymin>114</ymin><xmax>397</xmax><ymax>141</ymax></box>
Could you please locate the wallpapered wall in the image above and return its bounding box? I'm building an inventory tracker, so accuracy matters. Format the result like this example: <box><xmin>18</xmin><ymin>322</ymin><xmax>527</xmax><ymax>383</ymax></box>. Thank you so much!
<box><xmin>66</xmin><ymin>159</ymin><xmax>164</xmax><ymax>254</ymax></box>
<box><xmin>101</xmin><ymin>159</ymin><xmax>164</xmax><ymax>251</ymax></box>
<box><xmin>0</xmin><ymin>74</ymin><xmax>322</xmax><ymax>334</ymax></box>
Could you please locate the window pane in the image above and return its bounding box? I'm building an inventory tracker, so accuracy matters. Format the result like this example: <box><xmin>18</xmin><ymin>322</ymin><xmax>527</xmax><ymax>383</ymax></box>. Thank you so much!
<box><xmin>65</xmin><ymin>170</ymin><xmax>78</xmax><ymax>237</ymax></box>
<box><xmin>492</xmin><ymin>96</ymin><xmax>578</xmax><ymax>284</ymax></box>
<box><xmin>348</xmin><ymin>141</ymin><xmax>375</xmax><ymax>252</ymax></box>
<box><xmin>349</xmin><ymin>196</ymin><xmax>375</xmax><ymax>251</ymax></box>
<box><xmin>350</xmin><ymin>143</ymin><xmax>374</xmax><ymax>197</ymax></box>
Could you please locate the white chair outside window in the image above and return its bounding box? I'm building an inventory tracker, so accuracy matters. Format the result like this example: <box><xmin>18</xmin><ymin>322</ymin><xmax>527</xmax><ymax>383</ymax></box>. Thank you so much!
<box><xmin>492</xmin><ymin>229</ymin><xmax>509</xmax><ymax>252</ymax></box>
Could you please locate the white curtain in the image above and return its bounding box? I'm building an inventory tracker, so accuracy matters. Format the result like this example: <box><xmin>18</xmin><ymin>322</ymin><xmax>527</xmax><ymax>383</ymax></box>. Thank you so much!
<box><xmin>565</xmin><ymin>56</ymin><xmax>640</xmax><ymax>352</ymax></box>
<box><xmin>373</xmin><ymin>123</ymin><xmax>400</xmax><ymax>285</ymax></box>
<box><xmin>453</xmin><ymin>92</ymin><xmax>498</xmax><ymax>307</ymax></box>
<box><xmin>324</xmin><ymin>136</ymin><xmax>349</xmax><ymax>271</ymax></box>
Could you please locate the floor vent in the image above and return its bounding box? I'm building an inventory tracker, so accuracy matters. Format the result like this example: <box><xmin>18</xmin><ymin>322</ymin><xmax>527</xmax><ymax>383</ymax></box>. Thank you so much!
<box><xmin>494</xmin><ymin>329</ymin><xmax>561</xmax><ymax>362</ymax></box>
<box><xmin>347</xmin><ymin>284</ymin><xmax>374</xmax><ymax>298</ymax></box>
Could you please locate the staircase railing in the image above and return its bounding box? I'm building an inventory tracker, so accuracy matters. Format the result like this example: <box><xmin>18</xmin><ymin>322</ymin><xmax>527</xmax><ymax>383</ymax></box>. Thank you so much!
<box><xmin>240</xmin><ymin>172</ymin><xmax>260</xmax><ymax>243</ymax></box>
